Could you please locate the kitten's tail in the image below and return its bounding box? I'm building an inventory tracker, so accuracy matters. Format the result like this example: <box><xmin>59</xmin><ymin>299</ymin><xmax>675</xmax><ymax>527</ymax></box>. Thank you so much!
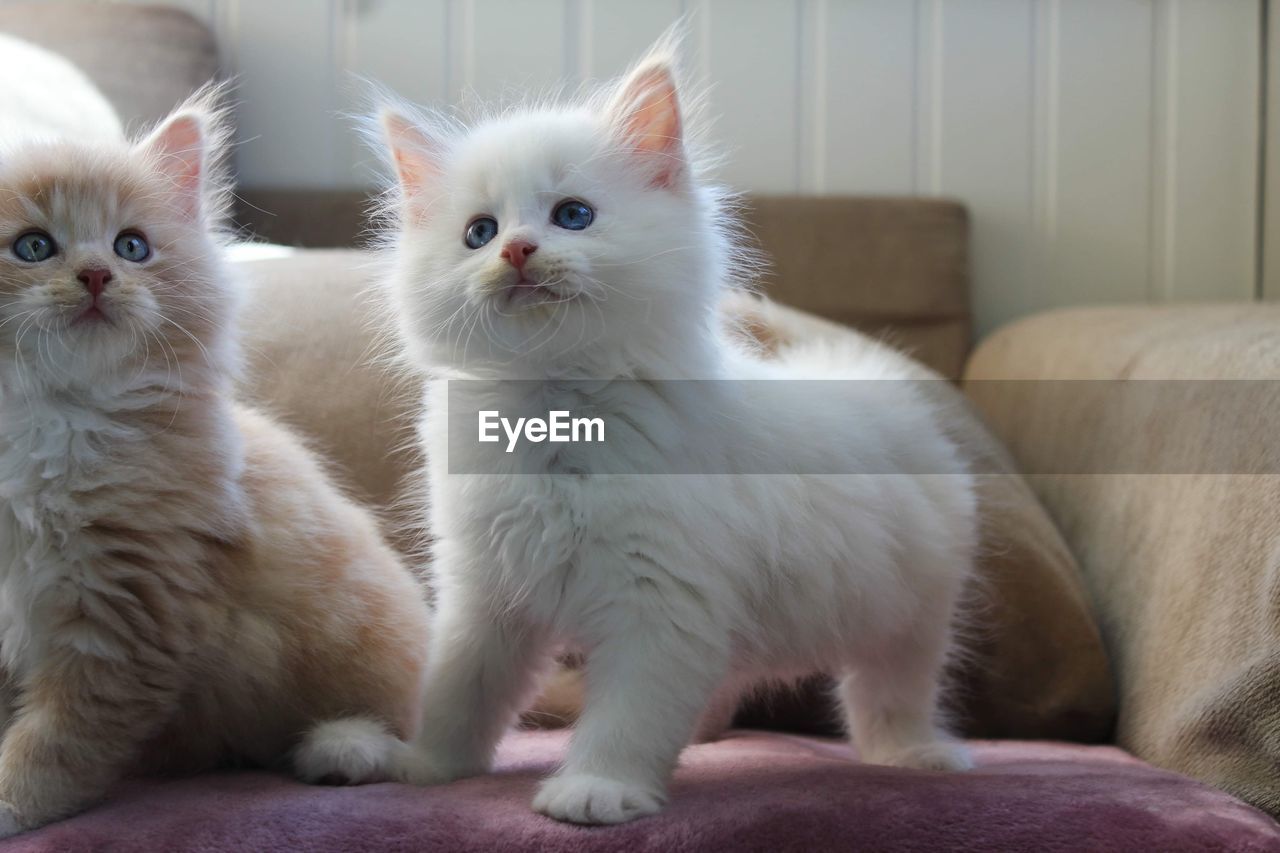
<box><xmin>293</xmin><ymin>717</ymin><xmax>414</xmax><ymax>785</ymax></box>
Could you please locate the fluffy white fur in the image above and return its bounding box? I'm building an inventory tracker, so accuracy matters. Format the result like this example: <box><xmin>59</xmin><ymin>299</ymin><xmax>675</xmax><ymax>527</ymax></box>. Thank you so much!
<box><xmin>379</xmin><ymin>30</ymin><xmax>978</xmax><ymax>825</ymax></box>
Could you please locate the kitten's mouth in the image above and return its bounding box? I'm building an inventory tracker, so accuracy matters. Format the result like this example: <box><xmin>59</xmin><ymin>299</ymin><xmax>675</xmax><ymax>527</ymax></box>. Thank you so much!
<box><xmin>71</xmin><ymin>304</ymin><xmax>113</xmax><ymax>327</ymax></box>
<box><xmin>504</xmin><ymin>276</ymin><xmax>565</xmax><ymax>308</ymax></box>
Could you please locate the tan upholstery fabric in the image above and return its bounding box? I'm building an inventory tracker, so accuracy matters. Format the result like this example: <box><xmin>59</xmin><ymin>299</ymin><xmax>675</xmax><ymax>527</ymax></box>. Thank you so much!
<box><xmin>234</xmin><ymin>192</ymin><xmax>972</xmax><ymax>379</ymax></box>
<box><xmin>965</xmin><ymin>304</ymin><xmax>1280</xmax><ymax>816</ymax></box>
<box><xmin>234</xmin><ymin>250</ymin><xmax>1112</xmax><ymax>741</ymax></box>
<box><xmin>742</xmin><ymin>196</ymin><xmax>971</xmax><ymax>379</ymax></box>
<box><xmin>0</xmin><ymin>3</ymin><xmax>217</xmax><ymax>129</ymax></box>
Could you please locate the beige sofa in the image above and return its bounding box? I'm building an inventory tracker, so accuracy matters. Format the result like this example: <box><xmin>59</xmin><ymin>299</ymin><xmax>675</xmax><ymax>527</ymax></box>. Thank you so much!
<box><xmin>967</xmin><ymin>305</ymin><xmax>1280</xmax><ymax>816</ymax></box>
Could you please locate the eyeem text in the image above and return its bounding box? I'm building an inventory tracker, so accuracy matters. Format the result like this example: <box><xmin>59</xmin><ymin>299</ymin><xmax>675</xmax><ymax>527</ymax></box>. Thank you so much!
<box><xmin>478</xmin><ymin>410</ymin><xmax>606</xmax><ymax>453</ymax></box>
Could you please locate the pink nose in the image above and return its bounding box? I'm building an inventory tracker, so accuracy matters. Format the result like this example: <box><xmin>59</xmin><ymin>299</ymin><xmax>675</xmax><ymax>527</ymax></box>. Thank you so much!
<box><xmin>77</xmin><ymin>268</ymin><xmax>113</xmax><ymax>299</ymax></box>
<box><xmin>500</xmin><ymin>239</ymin><xmax>537</xmax><ymax>271</ymax></box>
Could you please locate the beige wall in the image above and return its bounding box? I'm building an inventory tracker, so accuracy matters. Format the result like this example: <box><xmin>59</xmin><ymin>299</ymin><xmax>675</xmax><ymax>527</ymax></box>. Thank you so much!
<box><xmin>3</xmin><ymin>0</ymin><xmax>1264</xmax><ymax>336</ymax></box>
<box><xmin>1265</xmin><ymin>0</ymin><xmax>1280</xmax><ymax>302</ymax></box>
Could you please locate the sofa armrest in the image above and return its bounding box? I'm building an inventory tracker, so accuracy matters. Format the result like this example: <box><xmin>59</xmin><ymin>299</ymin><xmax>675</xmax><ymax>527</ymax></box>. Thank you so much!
<box><xmin>962</xmin><ymin>304</ymin><xmax>1280</xmax><ymax>817</ymax></box>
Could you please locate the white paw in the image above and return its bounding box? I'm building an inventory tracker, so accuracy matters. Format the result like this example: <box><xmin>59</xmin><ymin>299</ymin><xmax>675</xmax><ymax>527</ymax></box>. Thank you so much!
<box><xmin>0</xmin><ymin>800</ymin><xmax>24</xmax><ymax>839</ymax></box>
<box><xmin>878</xmin><ymin>740</ymin><xmax>973</xmax><ymax>772</ymax></box>
<box><xmin>532</xmin><ymin>773</ymin><xmax>664</xmax><ymax>825</ymax></box>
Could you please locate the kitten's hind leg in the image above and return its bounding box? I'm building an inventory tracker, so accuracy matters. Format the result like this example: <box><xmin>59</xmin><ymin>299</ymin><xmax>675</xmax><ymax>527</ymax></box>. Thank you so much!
<box><xmin>838</xmin><ymin>620</ymin><xmax>971</xmax><ymax>773</ymax></box>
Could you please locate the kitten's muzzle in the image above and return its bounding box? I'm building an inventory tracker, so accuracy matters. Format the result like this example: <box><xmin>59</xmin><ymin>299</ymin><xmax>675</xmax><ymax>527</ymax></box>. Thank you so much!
<box><xmin>487</xmin><ymin>256</ymin><xmax>568</xmax><ymax>308</ymax></box>
<box><xmin>504</xmin><ymin>278</ymin><xmax>560</xmax><ymax>306</ymax></box>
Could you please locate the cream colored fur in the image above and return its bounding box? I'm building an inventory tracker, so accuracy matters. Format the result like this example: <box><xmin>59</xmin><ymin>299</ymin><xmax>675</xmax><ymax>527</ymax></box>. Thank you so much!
<box><xmin>0</xmin><ymin>91</ymin><xmax>429</xmax><ymax>836</ymax></box>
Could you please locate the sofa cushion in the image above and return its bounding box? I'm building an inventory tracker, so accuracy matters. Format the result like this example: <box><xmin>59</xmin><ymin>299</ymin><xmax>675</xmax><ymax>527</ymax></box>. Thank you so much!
<box><xmin>3</xmin><ymin>731</ymin><xmax>1277</xmax><ymax>852</ymax></box>
<box><xmin>0</xmin><ymin>4</ymin><xmax>217</xmax><ymax>130</ymax></box>
<box><xmin>964</xmin><ymin>304</ymin><xmax>1280</xmax><ymax>817</ymax></box>
<box><xmin>233</xmin><ymin>250</ymin><xmax>1113</xmax><ymax>742</ymax></box>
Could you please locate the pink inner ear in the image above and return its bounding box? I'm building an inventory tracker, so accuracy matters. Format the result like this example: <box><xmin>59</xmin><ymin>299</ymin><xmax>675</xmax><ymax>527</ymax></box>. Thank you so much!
<box><xmin>145</xmin><ymin>113</ymin><xmax>205</xmax><ymax>219</ymax></box>
<box><xmin>383</xmin><ymin>112</ymin><xmax>439</xmax><ymax>199</ymax></box>
<box><xmin>393</xmin><ymin>146</ymin><xmax>429</xmax><ymax>194</ymax></box>
<box><xmin>617</xmin><ymin>66</ymin><xmax>684</xmax><ymax>187</ymax></box>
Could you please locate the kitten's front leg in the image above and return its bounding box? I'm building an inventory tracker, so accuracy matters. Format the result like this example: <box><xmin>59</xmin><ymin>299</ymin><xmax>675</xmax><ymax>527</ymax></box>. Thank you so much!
<box><xmin>405</xmin><ymin>585</ymin><xmax>548</xmax><ymax>785</ymax></box>
<box><xmin>533</xmin><ymin>602</ymin><xmax>728</xmax><ymax>825</ymax></box>
<box><xmin>0</xmin><ymin>648</ymin><xmax>186</xmax><ymax>836</ymax></box>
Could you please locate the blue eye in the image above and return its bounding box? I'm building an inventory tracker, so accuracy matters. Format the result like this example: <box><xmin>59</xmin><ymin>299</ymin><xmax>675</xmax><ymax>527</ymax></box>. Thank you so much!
<box><xmin>552</xmin><ymin>199</ymin><xmax>594</xmax><ymax>231</ymax></box>
<box><xmin>465</xmin><ymin>217</ymin><xmax>498</xmax><ymax>249</ymax></box>
<box><xmin>113</xmin><ymin>232</ymin><xmax>150</xmax><ymax>262</ymax></box>
<box><xmin>12</xmin><ymin>231</ymin><xmax>56</xmax><ymax>263</ymax></box>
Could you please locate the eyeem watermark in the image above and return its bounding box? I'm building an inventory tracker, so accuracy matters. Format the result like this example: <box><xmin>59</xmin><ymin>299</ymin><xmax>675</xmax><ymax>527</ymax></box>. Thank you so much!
<box><xmin>450</xmin><ymin>379</ymin><xmax>1280</xmax><ymax>474</ymax></box>
<box><xmin>479</xmin><ymin>410</ymin><xmax>606</xmax><ymax>453</ymax></box>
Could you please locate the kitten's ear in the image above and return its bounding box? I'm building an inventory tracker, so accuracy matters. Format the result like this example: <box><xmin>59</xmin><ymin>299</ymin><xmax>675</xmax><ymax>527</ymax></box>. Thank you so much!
<box><xmin>607</xmin><ymin>48</ymin><xmax>686</xmax><ymax>188</ymax></box>
<box><xmin>381</xmin><ymin>109</ymin><xmax>442</xmax><ymax>216</ymax></box>
<box><xmin>136</xmin><ymin>88</ymin><xmax>227</xmax><ymax>222</ymax></box>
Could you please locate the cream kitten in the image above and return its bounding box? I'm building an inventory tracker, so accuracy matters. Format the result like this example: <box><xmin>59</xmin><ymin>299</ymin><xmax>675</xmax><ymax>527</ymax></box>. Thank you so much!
<box><xmin>378</xmin><ymin>31</ymin><xmax>976</xmax><ymax>825</ymax></box>
<box><xmin>0</xmin><ymin>91</ymin><xmax>430</xmax><ymax>837</ymax></box>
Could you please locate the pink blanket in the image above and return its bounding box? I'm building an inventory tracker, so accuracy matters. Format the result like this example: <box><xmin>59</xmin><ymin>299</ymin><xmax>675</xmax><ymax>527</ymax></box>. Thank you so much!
<box><xmin>3</xmin><ymin>731</ymin><xmax>1277</xmax><ymax>851</ymax></box>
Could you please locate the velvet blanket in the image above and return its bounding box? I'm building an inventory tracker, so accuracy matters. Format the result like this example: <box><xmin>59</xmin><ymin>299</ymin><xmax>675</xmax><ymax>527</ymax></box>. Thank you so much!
<box><xmin>4</xmin><ymin>731</ymin><xmax>1277</xmax><ymax>852</ymax></box>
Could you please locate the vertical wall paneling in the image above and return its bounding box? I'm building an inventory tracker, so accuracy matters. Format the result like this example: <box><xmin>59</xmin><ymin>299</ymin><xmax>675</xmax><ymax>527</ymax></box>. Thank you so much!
<box><xmin>222</xmin><ymin>0</ymin><xmax>346</xmax><ymax>187</ymax></box>
<box><xmin>1044</xmin><ymin>0</ymin><xmax>1153</xmax><ymax>309</ymax></box>
<box><xmin>1028</xmin><ymin>0</ymin><xmax>1061</xmax><ymax>326</ymax></box>
<box><xmin>3</xmin><ymin>0</ymin><xmax>1265</xmax><ymax>331</ymax></box>
<box><xmin>462</xmin><ymin>0</ymin><xmax>568</xmax><ymax>101</ymax></box>
<box><xmin>578</xmin><ymin>0</ymin><xmax>683</xmax><ymax>81</ymax></box>
<box><xmin>1148</xmin><ymin>0</ymin><xmax>1177</xmax><ymax>302</ymax></box>
<box><xmin>1266</xmin><ymin>0</ymin><xmax>1280</xmax><ymax>299</ymax></box>
<box><xmin>697</xmin><ymin>0</ymin><xmax>802</xmax><ymax>192</ymax></box>
<box><xmin>1157</xmin><ymin>0</ymin><xmax>1259</xmax><ymax>302</ymax></box>
<box><xmin>338</xmin><ymin>1</ymin><xmax>449</xmax><ymax>183</ymax></box>
<box><xmin>795</xmin><ymin>0</ymin><xmax>822</xmax><ymax>193</ymax></box>
<box><xmin>816</xmin><ymin>0</ymin><xmax>917</xmax><ymax>194</ymax></box>
<box><xmin>931</xmin><ymin>0</ymin><xmax>1037</xmax><ymax>332</ymax></box>
<box><xmin>913</xmin><ymin>0</ymin><xmax>943</xmax><ymax>195</ymax></box>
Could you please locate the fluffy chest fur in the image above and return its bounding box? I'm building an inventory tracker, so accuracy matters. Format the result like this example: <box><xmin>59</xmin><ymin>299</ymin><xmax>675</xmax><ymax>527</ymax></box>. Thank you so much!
<box><xmin>425</xmin><ymin>369</ymin><xmax>975</xmax><ymax>665</ymax></box>
<box><xmin>0</xmin><ymin>388</ymin><xmax>242</xmax><ymax>676</ymax></box>
<box><xmin>0</xmin><ymin>397</ymin><xmax>132</xmax><ymax>673</ymax></box>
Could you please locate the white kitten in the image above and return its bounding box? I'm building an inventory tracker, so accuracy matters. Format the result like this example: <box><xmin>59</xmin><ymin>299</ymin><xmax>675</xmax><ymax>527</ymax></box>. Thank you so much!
<box><xmin>377</xmin><ymin>30</ymin><xmax>977</xmax><ymax>825</ymax></box>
